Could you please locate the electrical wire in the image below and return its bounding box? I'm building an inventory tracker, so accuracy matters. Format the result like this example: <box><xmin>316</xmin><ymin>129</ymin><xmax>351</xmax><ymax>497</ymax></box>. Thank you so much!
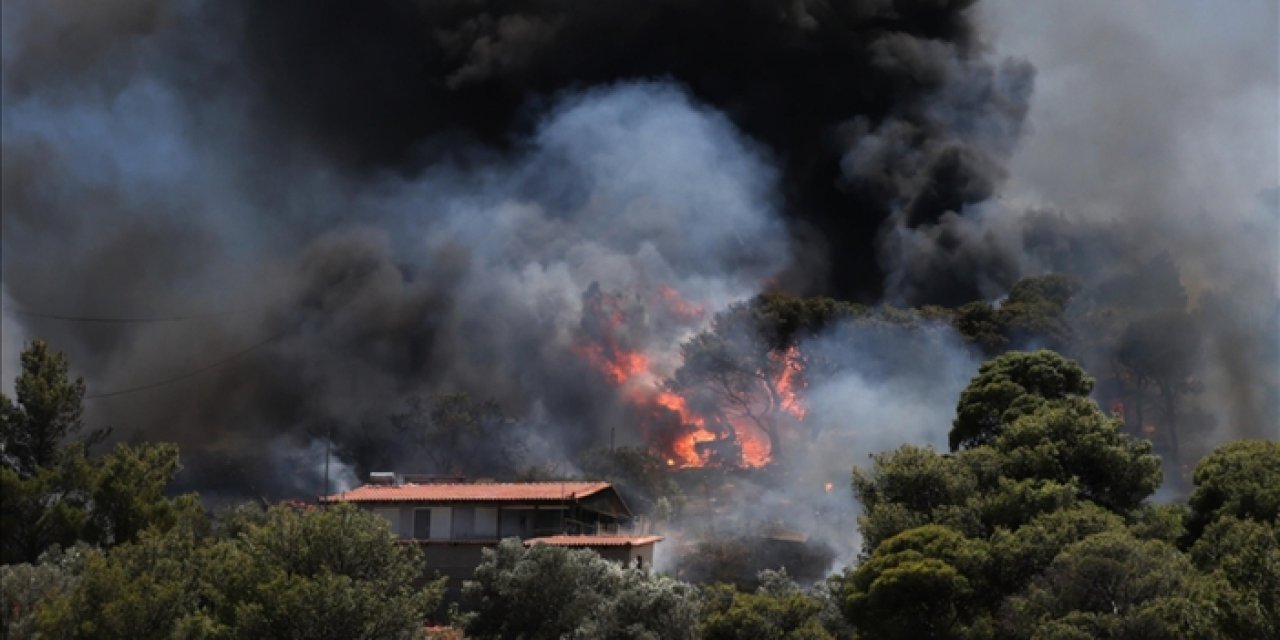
<box><xmin>8</xmin><ymin>301</ymin><xmax>298</xmax><ymax>400</ymax></box>
<box><xmin>84</xmin><ymin>327</ymin><xmax>290</xmax><ymax>400</ymax></box>
<box><xmin>9</xmin><ymin>308</ymin><xmax>246</xmax><ymax>324</ymax></box>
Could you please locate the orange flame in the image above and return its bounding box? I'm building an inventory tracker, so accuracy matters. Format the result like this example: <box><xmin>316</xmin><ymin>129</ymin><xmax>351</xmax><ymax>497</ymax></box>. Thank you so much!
<box><xmin>774</xmin><ymin>345</ymin><xmax>807</xmax><ymax>421</ymax></box>
<box><xmin>655</xmin><ymin>390</ymin><xmax>721</xmax><ymax>467</ymax></box>
<box><xmin>573</xmin><ymin>342</ymin><xmax>649</xmax><ymax>384</ymax></box>
<box><xmin>657</xmin><ymin>285</ymin><xmax>706</xmax><ymax>322</ymax></box>
<box><xmin>573</xmin><ymin>285</ymin><xmax>807</xmax><ymax>469</ymax></box>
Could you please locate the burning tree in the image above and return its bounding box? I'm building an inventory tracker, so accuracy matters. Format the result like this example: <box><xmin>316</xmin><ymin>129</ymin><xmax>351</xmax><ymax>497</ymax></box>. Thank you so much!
<box><xmin>665</xmin><ymin>304</ymin><xmax>806</xmax><ymax>464</ymax></box>
<box><xmin>570</xmin><ymin>284</ymin><xmax>814</xmax><ymax>469</ymax></box>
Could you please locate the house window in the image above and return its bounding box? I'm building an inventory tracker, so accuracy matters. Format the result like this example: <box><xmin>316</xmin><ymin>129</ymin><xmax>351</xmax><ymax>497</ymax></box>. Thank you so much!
<box><xmin>500</xmin><ymin>509</ymin><xmax>528</xmax><ymax>537</ymax></box>
<box><xmin>452</xmin><ymin>507</ymin><xmax>475</xmax><ymax>538</ymax></box>
<box><xmin>413</xmin><ymin>509</ymin><xmax>431</xmax><ymax>540</ymax></box>
<box><xmin>431</xmin><ymin>507</ymin><xmax>452</xmax><ymax>540</ymax></box>
<box><xmin>533</xmin><ymin>509</ymin><xmax>561</xmax><ymax>535</ymax></box>
<box><xmin>475</xmin><ymin>507</ymin><xmax>498</xmax><ymax>538</ymax></box>
<box><xmin>414</xmin><ymin>509</ymin><xmax>455</xmax><ymax>540</ymax></box>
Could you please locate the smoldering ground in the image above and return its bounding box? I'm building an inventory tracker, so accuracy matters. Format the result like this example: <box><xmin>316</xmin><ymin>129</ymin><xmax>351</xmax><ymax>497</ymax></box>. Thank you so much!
<box><xmin>2</xmin><ymin>0</ymin><xmax>1276</xmax><ymax>503</ymax></box>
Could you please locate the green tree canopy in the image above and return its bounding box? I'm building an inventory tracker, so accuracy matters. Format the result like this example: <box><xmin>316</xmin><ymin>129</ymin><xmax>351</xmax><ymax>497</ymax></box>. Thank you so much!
<box><xmin>36</xmin><ymin>502</ymin><xmax>442</xmax><ymax>640</ymax></box>
<box><xmin>700</xmin><ymin>570</ymin><xmax>835</xmax><ymax>640</ymax></box>
<box><xmin>852</xmin><ymin>445</ymin><xmax>1094</xmax><ymax>551</ymax></box>
<box><xmin>852</xmin><ymin>437</ymin><xmax>1152</xmax><ymax>555</ymax></box>
<box><xmin>1</xmin><ymin>441</ymin><xmax>200</xmax><ymax>564</ymax></box>
<box><xmin>463</xmin><ymin>538</ymin><xmax>699</xmax><ymax>640</ymax></box>
<box><xmin>0</xmin><ymin>341</ymin><xmax>199</xmax><ymax>564</ymax></box>
<box><xmin>679</xmin><ymin>533</ymin><xmax>836</xmax><ymax>591</ymax></box>
<box><xmin>992</xmin><ymin>397</ymin><xmax>1161</xmax><ymax>512</ymax></box>
<box><xmin>1</xmin><ymin>339</ymin><xmax>92</xmax><ymax>475</ymax></box>
<box><xmin>0</xmin><ymin>545</ymin><xmax>88</xmax><ymax>639</ymax></box>
<box><xmin>843</xmin><ymin>525</ymin><xmax>992</xmax><ymax>640</ymax></box>
<box><xmin>986</xmin><ymin>504</ymin><xmax>1127</xmax><ymax>594</ymax></box>
<box><xmin>1184</xmin><ymin>439</ymin><xmax>1280</xmax><ymax>543</ymax></box>
<box><xmin>1000</xmin><ymin>531</ymin><xmax>1218</xmax><ymax>640</ymax></box>
<box><xmin>950</xmin><ymin>350</ymin><xmax>1095</xmax><ymax>451</ymax></box>
<box><xmin>852</xmin><ymin>445</ymin><xmax>981</xmax><ymax>550</ymax></box>
<box><xmin>951</xmin><ymin>275</ymin><xmax>1081</xmax><ymax>355</ymax></box>
<box><xmin>1189</xmin><ymin>517</ymin><xmax>1279</xmax><ymax>638</ymax></box>
<box><xmin>745</xmin><ymin>293</ymin><xmax>862</xmax><ymax>351</ymax></box>
<box><xmin>844</xmin><ymin>349</ymin><xmax>1273</xmax><ymax>639</ymax></box>
<box><xmin>854</xmin><ymin>445</ymin><xmax>979</xmax><ymax>518</ymax></box>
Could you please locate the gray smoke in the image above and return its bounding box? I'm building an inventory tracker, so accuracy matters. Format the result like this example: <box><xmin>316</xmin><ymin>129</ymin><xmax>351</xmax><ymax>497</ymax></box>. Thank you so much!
<box><xmin>1</xmin><ymin>48</ymin><xmax>790</xmax><ymax>495</ymax></box>
<box><xmin>975</xmin><ymin>1</ymin><xmax>1279</xmax><ymax>451</ymax></box>
<box><xmin>653</xmin><ymin>315</ymin><xmax>983</xmax><ymax>575</ymax></box>
<box><xmin>1</xmin><ymin>0</ymin><xmax>1275</xmax><ymax>505</ymax></box>
<box><xmin>872</xmin><ymin>0</ymin><xmax>1278</xmax><ymax>457</ymax></box>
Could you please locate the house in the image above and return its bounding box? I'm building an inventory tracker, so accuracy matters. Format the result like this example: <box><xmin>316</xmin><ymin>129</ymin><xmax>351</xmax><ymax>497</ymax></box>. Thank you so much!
<box><xmin>319</xmin><ymin>474</ymin><xmax>663</xmax><ymax>594</ymax></box>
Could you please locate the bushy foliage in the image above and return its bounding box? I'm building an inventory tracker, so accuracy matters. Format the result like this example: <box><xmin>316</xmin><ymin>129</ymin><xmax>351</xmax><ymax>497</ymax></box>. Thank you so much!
<box><xmin>34</xmin><ymin>503</ymin><xmax>442</xmax><ymax>640</ymax></box>
<box><xmin>1184</xmin><ymin>439</ymin><xmax>1280</xmax><ymax>542</ymax></box>
<box><xmin>700</xmin><ymin>570</ymin><xmax>834</xmax><ymax>640</ymax></box>
<box><xmin>1190</xmin><ymin>517</ymin><xmax>1280</xmax><ymax>638</ymax></box>
<box><xmin>852</xmin><ymin>428</ymin><xmax>1157</xmax><ymax>553</ymax></box>
<box><xmin>0</xmin><ymin>341</ymin><xmax>201</xmax><ymax>564</ymax></box>
<box><xmin>4</xmin><ymin>330</ymin><xmax>1275</xmax><ymax>640</ymax></box>
<box><xmin>844</xmin><ymin>525</ymin><xmax>992</xmax><ymax>639</ymax></box>
<box><xmin>463</xmin><ymin>538</ymin><xmax>699</xmax><ymax>640</ymax></box>
<box><xmin>1000</xmin><ymin>532</ymin><xmax>1219</xmax><ymax>639</ymax></box>
<box><xmin>1</xmin><ymin>545</ymin><xmax>88</xmax><ymax>639</ymax></box>
<box><xmin>854</xmin><ymin>445</ymin><xmax>978</xmax><ymax>518</ymax></box>
<box><xmin>0</xmin><ymin>339</ymin><xmax>94</xmax><ymax>475</ymax></box>
<box><xmin>952</xmin><ymin>275</ymin><xmax>1080</xmax><ymax>355</ymax></box>
<box><xmin>1</xmin><ymin>442</ymin><xmax>205</xmax><ymax>563</ymax></box>
<box><xmin>986</xmin><ymin>504</ymin><xmax>1124</xmax><ymax>592</ymax></box>
<box><xmin>992</xmin><ymin>397</ymin><xmax>1161</xmax><ymax>512</ymax></box>
<box><xmin>679</xmin><ymin>533</ymin><xmax>836</xmax><ymax>590</ymax></box>
<box><xmin>950</xmin><ymin>350</ymin><xmax>1094</xmax><ymax>450</ymax></box>
<box><xmin>845</xmin><ymin>351</ymin><xmax>1277</xmax><ymax>640</ymax></box>
<box><xmin>1125</xmin><ymin>503</ymin><xmax>1190</xmax><ymax>544</ymax></box>
<box><xmin>853</xmin><ymin>352</ymin><xmax>1159</xmax><ymax>550</ymax></box>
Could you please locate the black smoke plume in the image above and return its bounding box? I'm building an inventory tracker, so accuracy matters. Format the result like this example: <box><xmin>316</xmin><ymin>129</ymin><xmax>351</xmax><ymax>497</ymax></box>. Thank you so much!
<box><xmin>232</xmin><ymin>0</ymin><xmax>1035</xmax><ymax>300</ymax></box>
<box><xmin>2</xmin><ymin>0</ymin><xmax>1274</xmax><ymax>503</ymax></box>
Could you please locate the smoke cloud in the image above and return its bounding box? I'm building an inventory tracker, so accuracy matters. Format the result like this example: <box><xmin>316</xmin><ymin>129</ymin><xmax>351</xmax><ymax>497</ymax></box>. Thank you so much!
<box><xmin>975</xmin><ymin>0</ymin><xmax>1280</xmax><ymax>449</ymax></box>
<box><xmin>1</xmin><ymin>0</ymin><xmax>1275</xmax><ymax>504</ymax></box>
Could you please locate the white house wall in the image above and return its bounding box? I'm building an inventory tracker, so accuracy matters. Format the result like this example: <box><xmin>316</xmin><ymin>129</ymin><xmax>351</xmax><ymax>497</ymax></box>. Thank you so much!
<box><xmin>358</xmin><ymin>503</ymin><xmax>585</xmax><ymax>540</ymax></box>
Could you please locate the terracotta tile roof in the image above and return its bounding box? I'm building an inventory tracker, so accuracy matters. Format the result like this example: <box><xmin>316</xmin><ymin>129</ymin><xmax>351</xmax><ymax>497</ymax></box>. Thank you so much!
<box><xmin>525</xmin><ymin>534</ymin><xmax>665</xmax><ymax>547</ymax></box>
<box><xmin>320</xmin><ymin>481</ymin><xmax>613</xmax><ymax>504</ymax></box>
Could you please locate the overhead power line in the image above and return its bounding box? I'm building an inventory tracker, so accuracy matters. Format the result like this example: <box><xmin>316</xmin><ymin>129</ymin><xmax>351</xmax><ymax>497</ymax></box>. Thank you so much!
<box><xmin>85</xmin><ymin>328</ymin><xmax>289</xmax><ymax>400</ymax></box>
<box><xmin>10</xmin><ymin>308</ymin><xmax>247</xmax><ymax>324</ymax></box>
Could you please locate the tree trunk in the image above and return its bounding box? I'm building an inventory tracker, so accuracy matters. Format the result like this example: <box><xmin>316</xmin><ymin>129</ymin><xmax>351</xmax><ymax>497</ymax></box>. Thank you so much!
<box><xmin>1160</xmin><ymin>383</ymin><xmax>1181</xmax><ymax>472</ymax></box>
<box><xmin>1134</xmin><ymin>383</ymin><xmax>1145</xmax><ymax>438</ymax></box>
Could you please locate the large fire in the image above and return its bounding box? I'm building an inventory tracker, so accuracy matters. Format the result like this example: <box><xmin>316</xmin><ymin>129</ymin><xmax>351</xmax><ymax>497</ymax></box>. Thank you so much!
<box><xmin>574</xmin><ymin>284</ymin><xmax>806</xmax><ymax>468</ymax></box>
